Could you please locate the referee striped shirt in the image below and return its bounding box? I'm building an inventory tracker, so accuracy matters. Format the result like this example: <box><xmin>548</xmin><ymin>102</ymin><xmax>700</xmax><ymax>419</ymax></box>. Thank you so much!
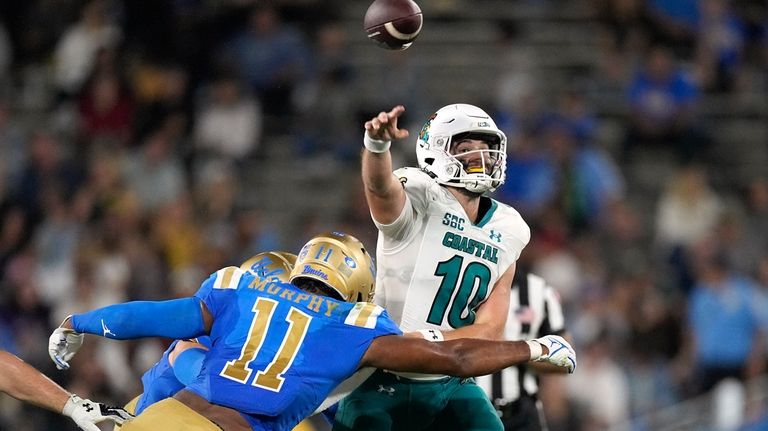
<box><xmin>476</xmin><ymin>271</ymin><xmax>566</xmax><ymax>403</ymax></box>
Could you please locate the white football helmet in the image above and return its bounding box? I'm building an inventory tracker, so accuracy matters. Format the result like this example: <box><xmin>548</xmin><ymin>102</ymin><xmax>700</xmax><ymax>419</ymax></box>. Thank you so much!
<box><xmin>416</xmin><ymin>104</ymin><xmax>507</xmax><ymax>194</ymax></box>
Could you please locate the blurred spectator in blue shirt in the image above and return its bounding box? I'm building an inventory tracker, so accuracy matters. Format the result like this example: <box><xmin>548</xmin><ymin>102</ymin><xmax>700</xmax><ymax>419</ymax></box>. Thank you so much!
<box><xmin>684</xmin><ymin>243</ymin><xmax>765</xmax><ymax>395</ymax></box>
<box><xmin>224</xmin><ymin>4</ymin><xmax>313</xmax><ymax>117</ymax></box>
<box><xmin>623</xmin><ymin>45</ymin><xmax>709</xmax><ymax>163</ymax></box>
<box><xmin>494</xmin><ymin>131</ymin><xmax>555</xmax><ymax>218</ymax></box>
<box><xmin>497</xmin><ymin>119</ymin><xmax>624</xmax><ymax>235</ymax></box>
<box><xmin>553</xmin><ymin>90</ymin><xmax>598</xmax><ymax>145</ymax></box>
<box><xmin>545</xmin><ymin>120</ymin><xmax>626</xmax><ymax>234</ymax></box>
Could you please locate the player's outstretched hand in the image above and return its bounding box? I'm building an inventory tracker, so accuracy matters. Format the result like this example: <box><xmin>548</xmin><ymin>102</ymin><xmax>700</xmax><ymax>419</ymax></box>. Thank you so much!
<box><xmin>63</xmin><ymin>394</ymin><xmax>134</xmax><ymax>431</ymax></box>
<box><xmin>365</xmin><ymin>105</ymin><xmax>410</xmax><ymax>142</ymax></box>
<box><xmin>532</xmin><ymin>335</ymin><xmax>577</xmax><ymax>374</ymax></box>
<box><xmin>48</xmin><ymin>318</ymin><xmax>84</xmax><ymax>370</ymax></box>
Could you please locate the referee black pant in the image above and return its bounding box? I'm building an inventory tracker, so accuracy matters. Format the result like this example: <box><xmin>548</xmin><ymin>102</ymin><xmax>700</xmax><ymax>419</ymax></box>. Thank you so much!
<box><xmin>495</xmin><ymin>394</ymin><xmax>544</xmax><ymax>431</ymax></box>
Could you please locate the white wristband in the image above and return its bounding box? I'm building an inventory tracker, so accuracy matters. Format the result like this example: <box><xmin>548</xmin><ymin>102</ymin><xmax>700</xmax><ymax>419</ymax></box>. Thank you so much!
<box><xmin>363</xmin><ymin>133</ymin><xmax>391</xmax><ymax>153</ymax></box>
<box><xmin>417</xmin><ymin>329</ymin><xmax>444</xmax><ymax>342</ymax></box>
<box><xmin>526</xmin><ymin>340</ymin><xmax>543</xmax><ymax>361</ymax></box>
<box><xmin>62</xmin><ymin>394</ymin><xmax>79</xmax><ymax>416</ymax></box>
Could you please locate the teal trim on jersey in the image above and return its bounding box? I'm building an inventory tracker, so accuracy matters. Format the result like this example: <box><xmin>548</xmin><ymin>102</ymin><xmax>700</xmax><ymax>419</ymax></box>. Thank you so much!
<box><xmin>475</xmin><ymin>199</ymin><xmax>498</xmax><ymax>227</ymax></box>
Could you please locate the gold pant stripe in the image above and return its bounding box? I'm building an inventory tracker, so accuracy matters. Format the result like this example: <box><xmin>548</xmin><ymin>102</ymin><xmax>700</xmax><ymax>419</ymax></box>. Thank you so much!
<box><xmin>120</xmin><ymin>398</ymin><xmax>223</xmax><ymax>431</ymax></box>
<box><xmin>124</xmin><ymin>395</ymin><xmax>141</xmax><ymax>415</ymax></box>
<box><xmin>113</xmin><ymin>395</ymin><xmax>141</xmax><ymax>431</ymax></box>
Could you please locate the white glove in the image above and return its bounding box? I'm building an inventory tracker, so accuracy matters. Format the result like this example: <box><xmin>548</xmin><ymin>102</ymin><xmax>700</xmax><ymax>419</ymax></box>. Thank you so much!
<box><xmin>532</xmin><ymin>335</ymin><xmax>577</xmax><ymax>374</ymax></box>
<box><xmin>49</xmin><ymin>319</ymin><xmax>85</xmax><ymax>370</ymax></box>
<box><xmin>62</xmin><ymin>394</ymin><xmax>133</xmax><ymax>431</ymax></box>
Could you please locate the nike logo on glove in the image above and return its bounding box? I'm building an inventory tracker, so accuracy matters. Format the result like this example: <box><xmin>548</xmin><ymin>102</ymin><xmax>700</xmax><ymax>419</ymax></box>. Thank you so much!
<box><xmin>546</xmin><ymin>337</ymin><xmax>568</xmax><ymax>357</ymax></box>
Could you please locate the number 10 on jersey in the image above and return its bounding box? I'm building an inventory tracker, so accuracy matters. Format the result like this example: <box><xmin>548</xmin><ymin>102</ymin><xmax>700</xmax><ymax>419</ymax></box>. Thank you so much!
<box><xmin>427</xmin><ymin>255</ymin><xmax>491</xmax><ymax>328</ymax></box>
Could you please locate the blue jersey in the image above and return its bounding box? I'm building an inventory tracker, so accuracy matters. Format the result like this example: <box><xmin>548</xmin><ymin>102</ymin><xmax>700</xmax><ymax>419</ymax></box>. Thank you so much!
<box><xmin>187</xmin><ymin>267</ymin><xmax>402</xmax><ymax>431</ymax></box>
<box><xmin>134</xmin><ymin>336</ymin><xmax>212</xmax><ymax>415</ymax></box>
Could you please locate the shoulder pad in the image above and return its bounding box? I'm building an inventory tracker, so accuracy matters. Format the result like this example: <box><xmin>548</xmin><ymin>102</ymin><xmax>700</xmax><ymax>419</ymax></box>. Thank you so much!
<box><xmin>211</xmin><ymin>266</ymin><xmax>249</xmax><ymax>290</ymax></box>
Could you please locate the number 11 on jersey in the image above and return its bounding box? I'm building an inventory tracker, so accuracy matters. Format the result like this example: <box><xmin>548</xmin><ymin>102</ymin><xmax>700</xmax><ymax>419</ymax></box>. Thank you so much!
<box><xmin>220</xmin><ymin>298</ymin><xmax>312</xmax><ymax>392</ymax></box>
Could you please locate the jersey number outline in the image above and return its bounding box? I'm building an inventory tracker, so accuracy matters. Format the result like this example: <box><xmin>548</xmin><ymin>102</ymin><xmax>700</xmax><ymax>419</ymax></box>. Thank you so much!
<box><xmin>220</xmin><ymin>298</ymin><xmax>311</xmax><ymax>392</ymax></box>
<box><xmin>427</xmin><ymin>255</ymin><xmax>491</xmax><ymax>328</ymax></box>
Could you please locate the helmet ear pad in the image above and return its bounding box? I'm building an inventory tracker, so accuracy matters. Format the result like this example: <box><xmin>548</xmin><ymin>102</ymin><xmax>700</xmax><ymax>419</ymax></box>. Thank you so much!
<box><xmin>417</xmin><ymin>141</ymin><xmax>464</xmax><ymax>180</ymax></box>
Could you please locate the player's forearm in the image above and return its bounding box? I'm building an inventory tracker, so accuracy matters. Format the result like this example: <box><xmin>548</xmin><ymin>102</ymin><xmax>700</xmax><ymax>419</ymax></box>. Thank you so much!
<box><xmin>361</xmin><ymin>148</ymin><xmax>396</xmax><ymax>196</ymax></box>
<box><xmin>443</xmin><ymin>339</ymin><xmax>540</xmax><ymax>377</ymax></box>
<box><xmin>67</xmin><ymin>298</ymin><xmax>206</xmax><ymax>340</ymax></box>
<box><xmin>361</xmin><ymin>150</ymin><xmax>407</xmax><ymax>223</ymax></box>
<box><xmin>365</xmin><ymin>336</ymin><xmax>537</xmax><ymax>377</ymax></box>
<box><xmin>0</xmin><ymin>351</ymin><xmax>70</xmax><ymax>413</ymax></box>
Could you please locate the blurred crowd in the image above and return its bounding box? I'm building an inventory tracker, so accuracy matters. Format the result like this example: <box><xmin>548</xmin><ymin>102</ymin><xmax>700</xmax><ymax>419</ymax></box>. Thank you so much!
<box><xmin>0</xmin><ymin>0</ymin><xmax>768</xmax><ymax>430</ymax></box>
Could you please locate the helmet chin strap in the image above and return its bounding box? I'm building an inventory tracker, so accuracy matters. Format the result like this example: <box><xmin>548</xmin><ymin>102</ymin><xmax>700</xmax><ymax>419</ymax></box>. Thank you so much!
<box><xmin>463</xmin><ymin>176</ymin><xmax>496</xmax><ymax>194</ymax></box>
<box><xmin>444</xmin><ymin>175</ymin><xmax>493</xmax><ymax>195</ymax></box>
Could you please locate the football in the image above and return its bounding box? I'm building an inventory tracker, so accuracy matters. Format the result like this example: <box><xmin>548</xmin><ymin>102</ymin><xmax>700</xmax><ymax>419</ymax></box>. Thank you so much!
<box><xmin>363</xmin><ymin>0</ymin><xmax>423</xmax><ymax>50</ymax></box>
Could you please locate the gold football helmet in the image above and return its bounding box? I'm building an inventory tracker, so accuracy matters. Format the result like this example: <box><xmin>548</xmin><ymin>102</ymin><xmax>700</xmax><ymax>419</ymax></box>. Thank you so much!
<box><xmin>240</xmin><ymin>251</ymin><xmax>297</xmax><ymax>283</ymax></box>
<box><xmin>290</xmin><ymin>231</ymin><xmax>376</xmax><ymax>303</ymax></box>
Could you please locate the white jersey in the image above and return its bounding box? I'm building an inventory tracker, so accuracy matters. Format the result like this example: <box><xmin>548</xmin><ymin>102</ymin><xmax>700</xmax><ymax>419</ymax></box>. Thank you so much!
<box><xmin>373</xmin><ymin>168</ymin><xmax>530</xmax><ymax>333</ymax></box>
